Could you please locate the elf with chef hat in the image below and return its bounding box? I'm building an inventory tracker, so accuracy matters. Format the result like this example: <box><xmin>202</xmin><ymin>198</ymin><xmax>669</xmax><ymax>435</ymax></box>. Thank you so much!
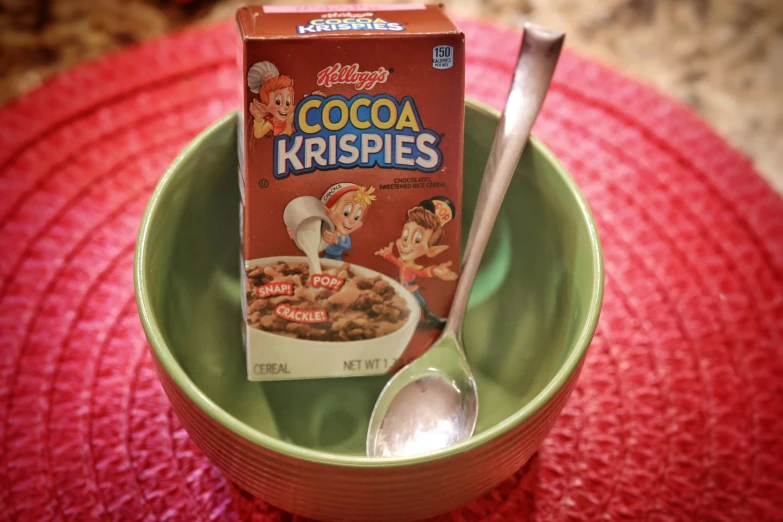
<box><xmin>376</xmin><ymin>196</ymin><xmax>458</xmax><ymax>327</ymax></box>
<box><xmin>246</xmin><ymin>61</ymin><xmax>325</xmax><ymax>138</ymax></box>
<box><xmin>321</xmin><ymin>183</ymin><xmax>376</xmax><ymax>261</ymax></box>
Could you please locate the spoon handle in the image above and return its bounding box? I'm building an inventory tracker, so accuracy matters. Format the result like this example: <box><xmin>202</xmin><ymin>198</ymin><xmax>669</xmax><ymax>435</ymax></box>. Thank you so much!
<box><xmin>445</xmin><ymin>23</ymin><xmax>565</xmax><ymax>337</ymax></box>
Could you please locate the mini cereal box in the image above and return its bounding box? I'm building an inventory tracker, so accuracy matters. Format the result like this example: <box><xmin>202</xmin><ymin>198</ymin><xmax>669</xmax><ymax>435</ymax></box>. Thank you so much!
<box><xmin>237</xmin><ymin>4</ymin><xmax>464</xmax><ymax>381</ymax></box>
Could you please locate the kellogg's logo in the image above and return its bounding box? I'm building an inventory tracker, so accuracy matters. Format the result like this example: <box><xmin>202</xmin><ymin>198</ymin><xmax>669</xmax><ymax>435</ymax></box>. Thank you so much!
<box><xmin>317</xmin><ymin>63</ymin><xmax>389</xmax><ymax>91</ymax></box>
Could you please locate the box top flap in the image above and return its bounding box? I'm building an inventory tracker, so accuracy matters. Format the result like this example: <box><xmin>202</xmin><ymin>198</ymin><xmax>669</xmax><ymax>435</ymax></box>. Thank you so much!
<box><xmin>237</xmin><ymin>4</ymin><xmax>461</xmax><ymax>38</ymax></box>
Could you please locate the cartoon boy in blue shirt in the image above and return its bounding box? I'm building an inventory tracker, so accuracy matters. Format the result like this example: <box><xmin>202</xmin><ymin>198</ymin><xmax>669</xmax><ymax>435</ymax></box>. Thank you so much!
<box><xmin>320</xmin><ymin>183</ymin><xmax>375</xmax><ymax>261</ymax></box>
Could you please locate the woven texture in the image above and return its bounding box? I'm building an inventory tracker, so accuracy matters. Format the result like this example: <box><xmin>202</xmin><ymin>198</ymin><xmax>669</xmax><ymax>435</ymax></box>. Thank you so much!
<box><xmin>1</xmin><ymin>18</ymin><xmax>782</xmax><ymax>521</ymax></box>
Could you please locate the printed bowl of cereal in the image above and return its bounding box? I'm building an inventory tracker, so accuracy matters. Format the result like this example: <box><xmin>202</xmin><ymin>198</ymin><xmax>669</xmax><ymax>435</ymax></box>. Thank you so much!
<box><xmin>135</xmin><ymin>101</ymin><xmax>603</xmax><ymax>522</ymax></box>
<box><xmin>243</xmin><ymin>256</ymin><xmax>420</xmax><ymax>380</ymax></box>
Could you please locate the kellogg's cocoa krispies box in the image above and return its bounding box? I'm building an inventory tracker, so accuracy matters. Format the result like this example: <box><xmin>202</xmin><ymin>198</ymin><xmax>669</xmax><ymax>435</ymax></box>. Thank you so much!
<box><xmin>237</xmin><ymin>4</ymin><xmax>464</xmax><ymax>381</ymax></box>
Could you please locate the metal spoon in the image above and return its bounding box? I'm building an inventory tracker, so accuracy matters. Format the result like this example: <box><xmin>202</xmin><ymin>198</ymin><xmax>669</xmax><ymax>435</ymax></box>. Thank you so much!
<box><xmin>366</xmin><ymin>23</ymin><xmax>565</xmax><ymax>458</ymax></box>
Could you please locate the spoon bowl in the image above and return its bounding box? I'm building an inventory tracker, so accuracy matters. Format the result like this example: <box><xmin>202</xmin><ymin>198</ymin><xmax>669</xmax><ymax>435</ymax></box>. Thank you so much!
<box><xmin>367</xmin><ymin>331</ymin><xmax>477</xmax><ymax>457</ymax></box>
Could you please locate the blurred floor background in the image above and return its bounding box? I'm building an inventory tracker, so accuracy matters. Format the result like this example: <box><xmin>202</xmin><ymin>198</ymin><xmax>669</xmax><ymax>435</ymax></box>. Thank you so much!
<box><xmin>1</xmin><ymin>0</ymin><xmax>781</xmax><ymax>192</ymax></box>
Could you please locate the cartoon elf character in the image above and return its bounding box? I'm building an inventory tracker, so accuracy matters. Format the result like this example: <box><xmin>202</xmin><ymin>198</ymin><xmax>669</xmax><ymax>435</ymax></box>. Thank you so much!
<box><xmin>320</xmin><ymin>183</ymin><xmax>376</xmax><ymax>261</ymax></box>
<box><xmin>376</xmin><ymin>197</ymin><xmax>458</xmax><ymax>327</ymax></box>
<box><xmin>246</xmin><ymin>61</ymin><xmax>324</xmax><ymax>138</ymax></box>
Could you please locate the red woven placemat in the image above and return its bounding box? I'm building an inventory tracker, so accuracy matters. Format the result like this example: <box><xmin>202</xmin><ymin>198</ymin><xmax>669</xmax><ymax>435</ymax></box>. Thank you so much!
<box><xmin>1</xmin><ymin>18</ymin><xmax>782</xmax><ymax>521</ymax></box>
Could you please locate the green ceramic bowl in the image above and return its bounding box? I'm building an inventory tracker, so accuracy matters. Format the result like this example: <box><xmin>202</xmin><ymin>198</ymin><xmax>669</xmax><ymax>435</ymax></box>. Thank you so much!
<box><xmin>135</xmin><ymin>100</ymin><xmax>603</xmax><ymax>522</ymax></box>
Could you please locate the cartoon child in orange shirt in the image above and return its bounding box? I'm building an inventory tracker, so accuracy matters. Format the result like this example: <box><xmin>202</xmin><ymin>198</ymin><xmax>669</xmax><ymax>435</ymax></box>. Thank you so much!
<box><xmin>246</xmin><ymin>60</ymin><xmax>324</xmax><ymax>138</ymax></box>
<box><xmin>376</xmin><ymin>197</ymin><xmax>458</xmax><ymax>327</ymax></box>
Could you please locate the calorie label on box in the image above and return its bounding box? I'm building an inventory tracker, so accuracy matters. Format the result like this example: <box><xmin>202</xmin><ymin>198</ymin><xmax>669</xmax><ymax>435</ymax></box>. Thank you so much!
<box><xmin>237</xmin><ymin>4</ymin><xmax>465</xmax><ymax>381</ymax></box>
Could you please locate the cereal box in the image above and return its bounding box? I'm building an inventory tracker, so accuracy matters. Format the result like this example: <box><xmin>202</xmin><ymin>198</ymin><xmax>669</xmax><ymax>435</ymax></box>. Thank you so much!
<box><xmin>236</xmin><ymin>4</ymin><xmax>464</xmax><ymax>380</ymax></box>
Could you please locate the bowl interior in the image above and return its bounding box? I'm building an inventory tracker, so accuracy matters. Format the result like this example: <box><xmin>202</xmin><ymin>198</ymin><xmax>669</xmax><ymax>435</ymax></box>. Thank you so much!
<box><xmin>138</xmin><ymin>101</ymin><xmax>601</xmax><ymax>458</ymax></box>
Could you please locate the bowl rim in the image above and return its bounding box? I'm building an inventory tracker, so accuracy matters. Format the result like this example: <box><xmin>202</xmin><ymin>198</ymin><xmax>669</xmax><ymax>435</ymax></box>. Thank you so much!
<box><xmin>134</xmin><ymin>98</ymin><xmax>604</xmax><ymax>468</ymax></box>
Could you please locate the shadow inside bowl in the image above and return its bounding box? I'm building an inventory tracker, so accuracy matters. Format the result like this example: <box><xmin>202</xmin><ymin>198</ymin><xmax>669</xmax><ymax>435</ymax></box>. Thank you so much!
<box><xmin>142</xmin><ymin>103</ymin><xmax>599</xmax><ymax>456</ymax></box>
